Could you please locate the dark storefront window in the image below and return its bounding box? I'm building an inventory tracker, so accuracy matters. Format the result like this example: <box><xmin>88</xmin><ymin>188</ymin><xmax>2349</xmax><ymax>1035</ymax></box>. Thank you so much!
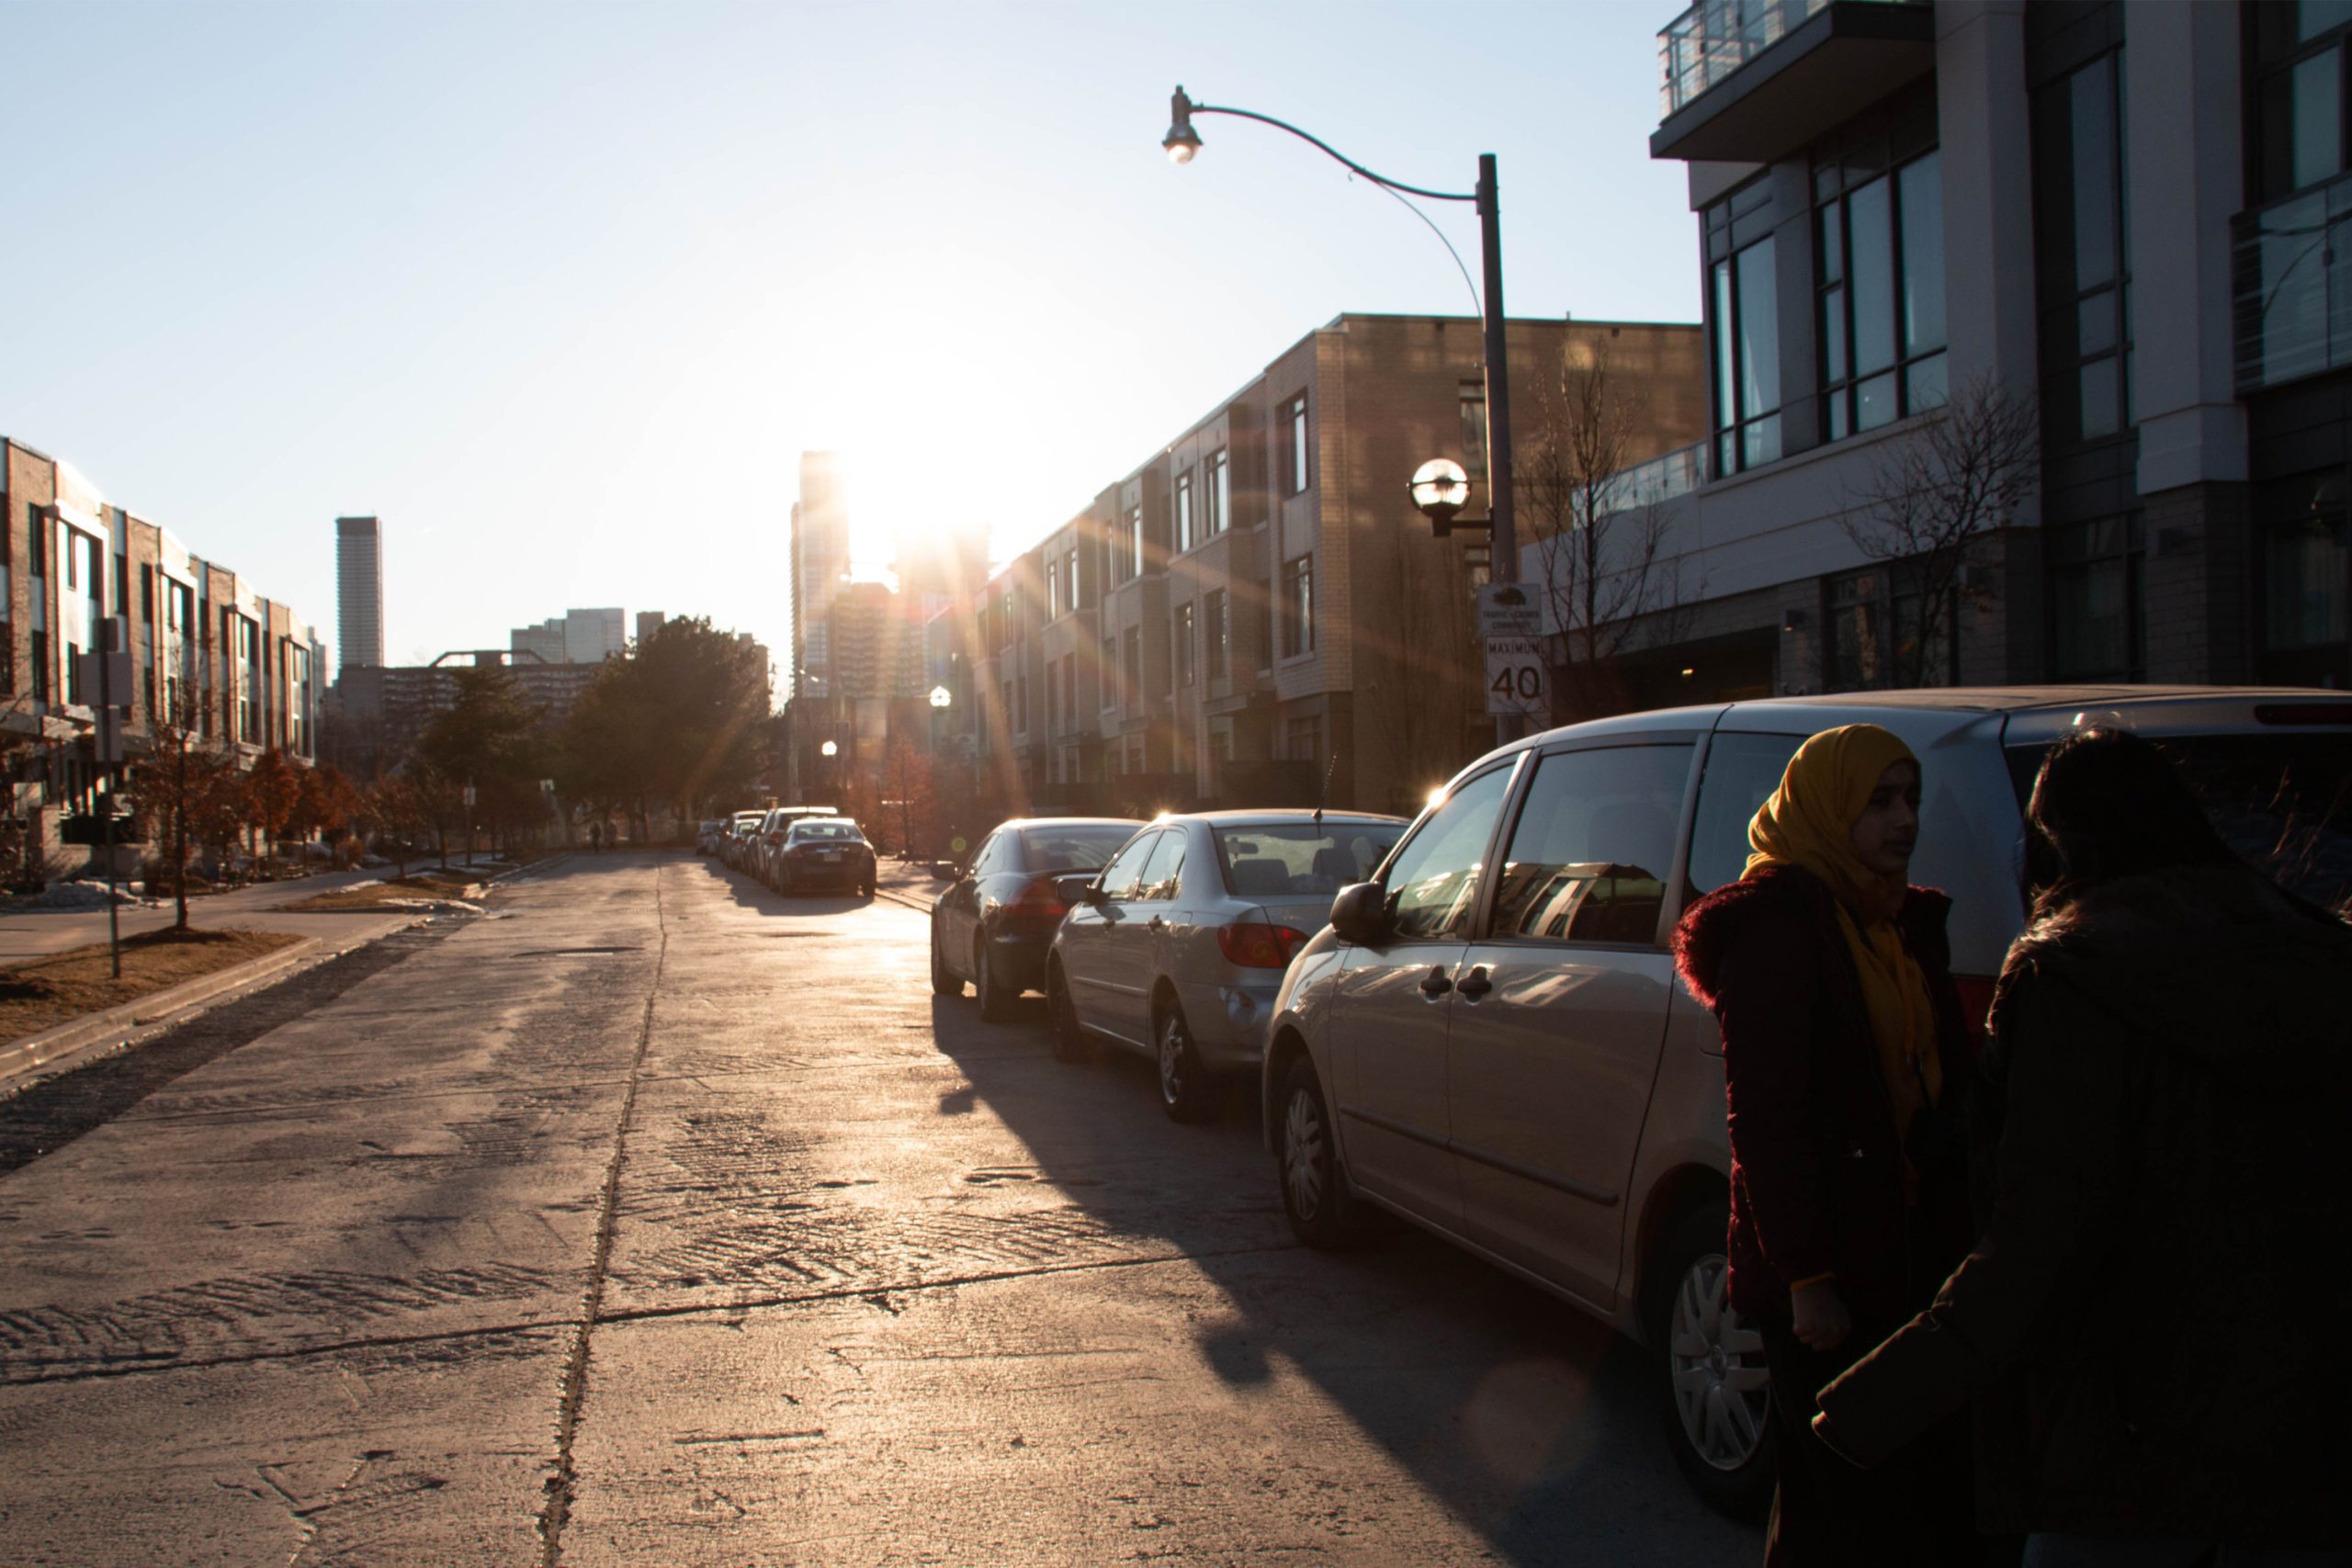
<box><xmin>2034</xmin><ymin>50</ymin><xmax>2133</xmax><ymax>446</ymax></box>
<box><xmin>1815</xmin><ymin>100</ymin><xmax>1947</xmax><ymax>444</ymax></box>
<box><xmin>2048</xmin><ymin>515</ymin><xmax>2144</xmax><ymax>680</ymax></box>
<box><xmin>2262</xmin><ymin>471</ymin><xmax>2351</xmax><ymax>686</ymax></box>
<box><xmin>1827</xmin><ymin>566</ymin><xmax>1955</xmax><ymax>691</ymax></box>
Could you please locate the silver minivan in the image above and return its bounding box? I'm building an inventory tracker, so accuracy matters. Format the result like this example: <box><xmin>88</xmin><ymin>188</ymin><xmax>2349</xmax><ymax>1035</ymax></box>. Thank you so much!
<box><xmin>1048</xmin><ymin>811</ymin><xmax>1406</xmax><ymax>1121</ymax></box>
<box><xmin>1261</xmin><ymin>687</ymin><xmax>2352</xmax><ymax>1515</ymax></box>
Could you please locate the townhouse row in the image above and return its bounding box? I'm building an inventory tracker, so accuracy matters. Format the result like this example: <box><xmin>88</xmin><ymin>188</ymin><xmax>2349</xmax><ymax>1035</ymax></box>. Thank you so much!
<box><xmin>4</xmin><ymin>436</ymin><xmax>324</xmax><ymax>878</ymax></box>
<box><xmin>928</xmin><ymin>313</ymin><xmax>1707</xmax><ymax>820</ymax></box>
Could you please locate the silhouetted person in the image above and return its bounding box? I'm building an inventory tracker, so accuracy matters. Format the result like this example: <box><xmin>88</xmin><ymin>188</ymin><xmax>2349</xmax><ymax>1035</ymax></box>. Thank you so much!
<box><xmin>1675</xmin><ymin>724</ymin><xmax>1976</xmax><ymax>1566</ymax></box>
<box><xmin>1815</xmin><ymin>728</ymin><xmax>2352</xmax><ymax>1565</ymax></box>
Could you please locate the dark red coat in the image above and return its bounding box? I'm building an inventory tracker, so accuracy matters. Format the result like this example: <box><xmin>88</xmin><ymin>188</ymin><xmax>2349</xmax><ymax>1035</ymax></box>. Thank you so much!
<box><xmin>1673</xmin><ymin>864</ymin><xmax>1973</xmax><ymax>1325</ymax></box>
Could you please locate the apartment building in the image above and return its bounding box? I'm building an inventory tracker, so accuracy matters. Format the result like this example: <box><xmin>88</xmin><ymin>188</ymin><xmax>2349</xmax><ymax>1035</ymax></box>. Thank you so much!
<box><xmin>1593</xmin><ymin>0</ymin><xmax>2340</xmax><ymax>697</ymax></box>
<box><xmin>3</xmin><ymin>436</ymin><xmax>324</xmax><ymax>878</ymax></box>
<box><xmin>947</xmin><ymin>311</ymin><xmax>1707</xmax><ymax>818</ymax></box>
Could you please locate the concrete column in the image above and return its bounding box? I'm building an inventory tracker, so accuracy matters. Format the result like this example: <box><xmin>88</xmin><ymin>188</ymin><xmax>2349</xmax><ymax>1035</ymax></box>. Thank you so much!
<box><xmin>1935</xmin><ymin>1</ymin><xmax>2041</xmax><ymax>431</ymax></box>
<box><xmin>2130</xmin><ymin>0</ymin><xmax>2247</xmax><ymax>497</ymax></box>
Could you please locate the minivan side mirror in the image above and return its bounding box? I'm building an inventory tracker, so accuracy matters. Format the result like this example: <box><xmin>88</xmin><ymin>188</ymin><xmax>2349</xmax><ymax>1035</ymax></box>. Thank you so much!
<box><xmin>1329</xmin><ymin>881</ymin><xmax>1391</xmax><ymax>946</ymax></box>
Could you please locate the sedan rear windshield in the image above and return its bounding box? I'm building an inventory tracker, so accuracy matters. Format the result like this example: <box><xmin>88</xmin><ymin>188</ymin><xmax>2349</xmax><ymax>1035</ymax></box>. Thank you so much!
<box><xmin>2007</xmin><ymin>734</ymin><xmax>2352</xmax><ymax>911</ymax></box>
<box><xmin>1215</xmin><ymin>822</ymin><xmax>1404</xmax><ymax>899</ymax></box>
<box><xmin>791</xmin><ymin>821</ymin><xmax>864</xmax><ymax>841</ymax></box>
<box><xmin>1020</xmin><ymin>826</ymin><xmax>1137</xmax><ymax>873</ymax></box>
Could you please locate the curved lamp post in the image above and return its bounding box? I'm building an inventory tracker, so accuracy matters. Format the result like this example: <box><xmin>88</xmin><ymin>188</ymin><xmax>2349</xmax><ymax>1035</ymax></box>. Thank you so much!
<box><xmin>1163</xmin><ymin>85</ymin><xmax>1520</xmax><ymax>740</ymax></box>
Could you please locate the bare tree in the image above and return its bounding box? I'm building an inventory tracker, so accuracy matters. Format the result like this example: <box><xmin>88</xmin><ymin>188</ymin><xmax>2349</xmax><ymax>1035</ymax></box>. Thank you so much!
<box><xmin>1839</xmin><ymin>375</ymin><xmax>2039</xmax><ymax>689</ymax></box>
<box><xmin>1521</xmin><ymin>339</ymin><xmax>1693</xmax><ymax>723</ymax></box>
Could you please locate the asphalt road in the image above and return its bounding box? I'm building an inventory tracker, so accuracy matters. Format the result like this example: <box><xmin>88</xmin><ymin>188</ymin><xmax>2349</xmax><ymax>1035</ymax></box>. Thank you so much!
<box><xmin>0</xmin><ymin>851</ymin><xmax>1758</xmax><ymax>1566</ymax></box>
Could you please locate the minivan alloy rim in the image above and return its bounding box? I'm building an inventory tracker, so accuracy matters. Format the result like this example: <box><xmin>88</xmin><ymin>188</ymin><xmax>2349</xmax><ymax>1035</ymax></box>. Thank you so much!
<box><xmin>1282</xmin><ymin>1086</ymin><xmax>1325</xmax><ymax>1217</ymax></box>
<box><xmin>1668</xmin><ymin>1251</ymin><xmax>1770</xmax><ymax>1471</ymax></box>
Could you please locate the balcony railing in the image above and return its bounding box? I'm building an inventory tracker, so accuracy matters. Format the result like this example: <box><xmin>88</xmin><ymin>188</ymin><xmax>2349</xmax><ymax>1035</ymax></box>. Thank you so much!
<box><xmin>2234</xmin><ymin>173</ymin><xmax>2352</xmax><ymax>395</ymax></box>
<box><xmin>1594</xmin><ymin>441</ymin><xmax>1709</xmax><ymax>522</ymax></box>
<box><xmin>1657</xmin><ymin>0</ymin><xmax>1918</xmax><ymax>119</ymax></box>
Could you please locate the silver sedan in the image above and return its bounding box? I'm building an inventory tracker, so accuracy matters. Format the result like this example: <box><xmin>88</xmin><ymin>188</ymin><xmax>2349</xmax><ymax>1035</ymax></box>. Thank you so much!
<box><xmin>1046</xmin><ymin>810</ymin><xmax>1406</xmax><ymax>1122</ymax></box>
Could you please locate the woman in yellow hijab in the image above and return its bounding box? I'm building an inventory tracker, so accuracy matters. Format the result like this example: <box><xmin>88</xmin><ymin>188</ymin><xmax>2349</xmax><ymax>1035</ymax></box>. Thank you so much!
<box><xmin>1672</xmin><ymin>723</ymin><xmax>1975</xmax><ymax>1567</ymax></box>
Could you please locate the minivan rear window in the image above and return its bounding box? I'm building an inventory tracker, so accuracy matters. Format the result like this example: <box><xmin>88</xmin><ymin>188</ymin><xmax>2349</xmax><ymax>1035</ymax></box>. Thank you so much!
<box><xmin>2006</xmin><ymin>735</ymin><xmax>2352</xmax><ymax>911</ymax></box>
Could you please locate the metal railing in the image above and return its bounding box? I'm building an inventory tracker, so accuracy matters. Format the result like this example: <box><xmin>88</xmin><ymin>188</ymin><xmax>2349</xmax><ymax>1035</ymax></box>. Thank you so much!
<box><xmin>2233</xmin><ymin>171</ymin><xmax>2352</xmax><ymax>394</ymax></box>
<box><xmin>1657</xmin><ymin>0</ymin><xmax>1917</xmax><ymax>119</ymax></box>
<box><xmin>1593</xmin><ymin>441</ymin><xmax>1709</xmax><ymax>522</ymax></box>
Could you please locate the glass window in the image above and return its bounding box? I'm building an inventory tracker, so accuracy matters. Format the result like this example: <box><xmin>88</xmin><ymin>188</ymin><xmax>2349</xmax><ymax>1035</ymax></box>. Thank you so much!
<box><xmin>2267</xmin><ymin>514</ymin><xmax>2349</xmax><ymax>649</ymax></box>
<box><xmin>1829</xmin><ymin>571</ymin><xmax>1886</xmax><ymax>690</ymax></box>
<box><xmin>1204</xmin><ymin>590</ymin><xmax>1227</xmax><ymax>681</ymax></box>
<box><xmin>1126</xmin><ymin>504</ymin><xmax>1143</xmax><ymax>578</ymax></box>
<box><xmin>1736</xmin><ymin>239</ymin><xmax>1781</xmax><ymax>468</ymax></box>
<box><xmin>1021</xmin><ymin>824</ymin><xmax>1136</xmax><ymax>873</ymax></box>
<box><xmin>2035</xmin><ymin>51</ymin><xmax>2132</xmax><ymax>447</ymax></box>
<box><xmin>1283</xmin><ymin>395</ymin><xmax>1310</xmax><ymax>494</ymax></box>
<box><xmin>1283</xmin><ymin>556</ymin><xmax>1314</xmax><ymax>657</ymax></box>
<box><xmin>1216</xmin><ymin>821</ymin><xmax>1405</xmax><ymax>897</ymax></box>
<box><xmin>1123</xmin><ymin>626</ymin><xmax>1140</xmax><ymax>711</ymax></box>
<box><xmin>1819</xmin><ymin>143</ymin><xmax>1945</xmax><ymax>441</ymax></box>
<box><xmin>1096</xmin><ymin>830</ymin><xmax>1158</xmax><ymax>899</ymax></box>
<box><xmin>2050</xmin><ymin>515</ymin><xmax>2144</xmax><ymax>680</ymax></box>
<box><xmin>1383</xmin><ymin>764</ymin><xmax>1516</xmax><ymax>941</ymax></box>
<box><xmin>1176</xmin><ymin>470</ymin><xmax>1195</xmax><ymax>554</ymax></box>
<box><xmin>1175</xmin><ymin>602</ymin><xmax>1195</xmax><ymax>687</ymax></box>
<box><xmin>1490</xmin><ymin>745</ymin><xmax>1694</xmax><ymax>946</ymax></box>
<box><xmin>1459</xmin><ymin>378</ymin><xmax>1488</xmax><ymax>483</ymax></box>
<box><xmin>1687</xmin><ymin>732</ymin><xmax>1807</xmax><ymax>896</ymax></box>
<box><xmin>1137</xmin><ymin>829</ymin><xmax>1188</xmax><ymax>901</ymax></box>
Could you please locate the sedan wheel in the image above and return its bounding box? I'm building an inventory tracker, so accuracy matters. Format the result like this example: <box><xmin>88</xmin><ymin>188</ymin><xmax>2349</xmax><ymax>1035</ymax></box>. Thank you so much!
<box><xmin>930</xmin><ymin>919</ymin><xmax>963</xmax><ymax>998</ymax></box>
<box><xmin>1047</xmin><ymin>964</ymin><xmax>1091</xmax><ymax>1063</ymax></box>
<box><xmin>975</xmin><ymin>940</ymin><xmax>1014</xmax><ymax>1023</ymax></box>
<box><xmin>1277</xmin><ymin>1056</ymin><xmax>1361</xmax><ymax>1247</ymax></box>
<box><xmin>1155</xmin><ymin>1004</ymin><xmax>1214</xmax><ymax>1123</ymax></box>
<box><xmin>1656</xmin><ymin>1206</ymin><xmax>1776</xmax><ymax>1519</ymax></box>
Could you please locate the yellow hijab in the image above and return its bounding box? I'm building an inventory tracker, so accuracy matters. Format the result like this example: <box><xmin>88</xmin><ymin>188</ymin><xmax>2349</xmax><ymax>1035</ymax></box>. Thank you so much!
<box><xmin>1745</xmin><ymin>725</ymin><xmax>1942</xmax><ymax>1168</ymax></box>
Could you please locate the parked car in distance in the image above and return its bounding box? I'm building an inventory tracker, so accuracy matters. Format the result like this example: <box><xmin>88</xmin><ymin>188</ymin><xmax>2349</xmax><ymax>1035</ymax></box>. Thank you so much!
<box><xmin>695</xmin><ymin>818</ymin><xmax>728</xmax><ymax>855</ymax></box>
<box><xmin>931</xmin><ymin>817</ymin><xmax>1146</xmax><ymax>1022</ymax></box>
<box><xmin>754</xmin><ymin>804</ymin><xmax>843</xmax><ymax>886</ymax></box>
<box><xmin>722</xmin><ymin>811</ymin><xmax>766</xmax><ymax>869</ymax></box>
<box><xmin>771</xmin><ymin>817</ymin><xmax>876</xmax><ymax>897</ymax></box>
<box><xmin>1259</xmin><ymin>687</ymin><xmax>2352</xmax><ymax>1518</ymax></box>
<box><xmin>1049</xmin><ymin>810</ymin><xmax>1407</xmax><ymax>1122</ymax></box>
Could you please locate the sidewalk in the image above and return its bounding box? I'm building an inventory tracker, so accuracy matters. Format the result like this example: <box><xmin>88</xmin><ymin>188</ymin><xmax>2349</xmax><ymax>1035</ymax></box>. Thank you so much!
<box><xmin>0</xmin><ymin>858</ymin><xmax>514</xmax><ymax>967</ymax></box>
<box><xmin>875</xmin><ymin>858</ymin><xmax>944</xmax><ymax>916</ymax></box>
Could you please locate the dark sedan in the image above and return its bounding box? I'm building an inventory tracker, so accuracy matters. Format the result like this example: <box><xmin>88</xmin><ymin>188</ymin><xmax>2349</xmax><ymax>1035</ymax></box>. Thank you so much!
<box><xmin>772</xmin><ymin>818</ymin><xmax>877</xmax><ymax>897</ymax></box>
<box><xmin>930</xmin><ymin>816</ymin><xmax>1146</xmax><ymax>1021</ymax></box>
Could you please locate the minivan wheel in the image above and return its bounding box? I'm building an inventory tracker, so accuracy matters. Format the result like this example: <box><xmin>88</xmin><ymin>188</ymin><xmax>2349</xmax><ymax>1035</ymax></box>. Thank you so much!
<box><xmin>1047</xmin><ymin>964</ymin><xmax>1091</xmax><ymax>1063</ymax></box>
<box><xmin>1653</xmin><ymin>1204</ymin><xmax>1777</xmax><ymax>1521</ymax></box>
<box><xmin>975</xmin><ymin>940</ymin><xmax>1014</xmax><ymax>1023</ymax></box>
<box><xmin>930</xmin><ymin>919</ymin><xmax>963</xmax><ymax>998</ymax></box>
<box><xmin>1275</xmin><ymin>1055</ymin><xmax>1364</xmax><ymax>1248</ymax></box>
<box><xmin>1155</xmin><ymin>1004</ymin><xmax>1215</xmax><ymax>1123</ymax></box>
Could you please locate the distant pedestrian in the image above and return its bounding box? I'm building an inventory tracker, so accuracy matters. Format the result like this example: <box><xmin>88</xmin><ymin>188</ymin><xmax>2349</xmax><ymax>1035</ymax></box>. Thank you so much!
<box><xmin>1814</xmin><ymin>728</ymin><xmax>2352</xmax><ymax>1565</ymax></box>
<box><xmin>1674</xmin><ymin>724</ymin><xmax>1976</xmax><ymax>1567</ymax></box>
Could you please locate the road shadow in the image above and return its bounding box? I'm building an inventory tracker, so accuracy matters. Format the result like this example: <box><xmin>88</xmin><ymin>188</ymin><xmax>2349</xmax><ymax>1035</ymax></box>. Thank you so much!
<box><xmin>918</xmin><ymin>991</ymin><xmax>1758</xmax><ymax>1567</ymax></box>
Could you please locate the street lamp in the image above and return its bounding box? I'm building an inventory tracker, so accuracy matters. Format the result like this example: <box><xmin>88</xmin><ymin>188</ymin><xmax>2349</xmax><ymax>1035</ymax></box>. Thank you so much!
<box><xmin>929</xmin><ymin>685</ymin><xmax>952</xmax><ymax>709</ymax></box>
<box><xmin>1163</xmin><ymin>85</ymin><xmax>1521</xmax><ymax>741</ymax></box>
<box><xmin>1408</xmin><ymin>457</ymin><xmax>1476</xmax><ymax>536</ymax></box>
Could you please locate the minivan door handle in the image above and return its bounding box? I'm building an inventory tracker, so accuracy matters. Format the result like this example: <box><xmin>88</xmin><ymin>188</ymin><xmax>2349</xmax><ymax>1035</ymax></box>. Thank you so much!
<box><xmin>1419</xmin><ymin>966</ymin><xmax>1453</xmax><ymax>998</ymax></box>
<box><xmin>1454</xmin><ymin>966</ymin><xmax>1493</xmax><ymax>1001</ymax></box>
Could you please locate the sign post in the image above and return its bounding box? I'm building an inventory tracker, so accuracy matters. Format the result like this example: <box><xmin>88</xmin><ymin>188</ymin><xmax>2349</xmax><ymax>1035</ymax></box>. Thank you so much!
<box><xmin>1475</xmin><ymin>585</ymin><xmax>1549</xmax><ymax>721</ymax></box>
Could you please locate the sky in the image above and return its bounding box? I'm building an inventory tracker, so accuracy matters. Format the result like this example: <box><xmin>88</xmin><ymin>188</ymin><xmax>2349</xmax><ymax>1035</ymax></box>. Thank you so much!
<box><xmin>1</xmin><ymin>0</ymin><xmax>1702</xmax><ymax>681</ymax></box>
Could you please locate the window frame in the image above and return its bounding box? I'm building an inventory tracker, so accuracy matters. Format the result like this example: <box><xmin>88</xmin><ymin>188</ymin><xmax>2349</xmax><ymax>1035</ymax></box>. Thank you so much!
<box><xmin>1282</xmin><ymin>554</ymin><xmax>1315</xmax><ymax>660</ymax></box>
<box><xmin>1175</xmin><ymin>469</ymin><xmax>1195</xmax><ymax>554</ymax></box>
<box><xmin>1815</xmin><ymin>145</ymin><xmax>1949</xmax><ymax>445</ymax></box>
<box><xmin>1174</xmin><ymin>601</ymin><xmax>1195</xmax><ymax>688</ymax></box>
<box><xmin>1206</xmin><ymin>448</ymin><xmax>1229</xmax><ymax>535</ymax></box>
<box><xmin>1281</xmin><ymin>394</ymin><xmax>1311</xmax><ymax>496</ymax></box>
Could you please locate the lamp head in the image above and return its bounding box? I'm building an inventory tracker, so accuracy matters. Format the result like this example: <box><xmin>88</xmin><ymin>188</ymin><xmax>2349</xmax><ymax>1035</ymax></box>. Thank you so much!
<box><xmin>929</xmin><ymin>684</ymin><xmax>952</xmax><ymax>708</ymax></box>
<box><xmin>820</xmin><ymin>739</ymin><xmax>838</xmax><ymax>758</ymax></box>
<box><xmin>1163</xmin><ymin>85</ymin><xmax>1202</xmax><ymax>165</ymax></box>
<box><xmin>1409</xmin><ymin>457</ymin><xmax>1472</xmax><ymax>534</ymax></box>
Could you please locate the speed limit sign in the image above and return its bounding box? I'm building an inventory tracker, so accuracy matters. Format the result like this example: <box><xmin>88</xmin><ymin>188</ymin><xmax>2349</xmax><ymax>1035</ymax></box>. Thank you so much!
<box><xmin>1483</xmin><ymin>637</ymin><xmax>1549</xmax><ymax>717</ymax></box>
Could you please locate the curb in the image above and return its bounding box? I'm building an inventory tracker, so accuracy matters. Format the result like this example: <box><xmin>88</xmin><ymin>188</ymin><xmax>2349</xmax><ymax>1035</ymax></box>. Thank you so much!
<box><xmin>0</xmin><ymin>914</ymin><xmax>426</xmax><ymax>1092</ymax></box>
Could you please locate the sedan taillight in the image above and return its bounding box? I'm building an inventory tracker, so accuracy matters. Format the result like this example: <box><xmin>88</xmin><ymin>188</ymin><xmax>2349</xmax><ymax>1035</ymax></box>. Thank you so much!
<box><xmin>1217</xmin><ymin>921</ymin><xmax>1309</xmax><ymax>969</ymax></box>
<box><xmin>1007</xmin><ymin>879</ymin><xmax>1068</xmax><ymax>919</ymax></box>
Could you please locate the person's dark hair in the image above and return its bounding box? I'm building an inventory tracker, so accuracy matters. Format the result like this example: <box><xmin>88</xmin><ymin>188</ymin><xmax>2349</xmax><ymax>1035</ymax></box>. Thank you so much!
<box><xmin>2022</xmin><ymin>728</ymin><xmax>2237</xmax><ymax>918</ymax></box>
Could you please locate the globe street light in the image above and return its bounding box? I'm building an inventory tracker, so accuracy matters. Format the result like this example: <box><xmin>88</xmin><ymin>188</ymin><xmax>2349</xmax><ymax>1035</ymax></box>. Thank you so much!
<box><xmin>929</xmin><ymin>685</ymin><xmax>952</xmax><ymax>708</ymax></box>
<box><xmin>1409</xmin><ymin>457</ymin><xmax>1476</xmax><ymax>536</ymax></box>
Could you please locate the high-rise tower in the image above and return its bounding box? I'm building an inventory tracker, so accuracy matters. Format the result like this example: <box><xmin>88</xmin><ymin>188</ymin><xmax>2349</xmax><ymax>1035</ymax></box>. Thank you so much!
<box><xmin>790</xmin><ymin>453</ymin><xmax>851</xmax><ymax>699</ymax></box>
<box><xmin>334</xmin><ymin>515</ymin><xmax>384</xmax><ymax>673</ymax></box>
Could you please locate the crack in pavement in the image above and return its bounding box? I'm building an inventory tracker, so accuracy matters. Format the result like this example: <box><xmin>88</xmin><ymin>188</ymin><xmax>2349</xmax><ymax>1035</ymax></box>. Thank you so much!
<box><xmin>0</xmin><ymin>1243</ymin><xmax>1298</xmax><ymax>1387</ymax></box>
<box><xmin>535</xmin><ymin>861</ymin><xmax>670</xmax><ymax>1567</ymax></box>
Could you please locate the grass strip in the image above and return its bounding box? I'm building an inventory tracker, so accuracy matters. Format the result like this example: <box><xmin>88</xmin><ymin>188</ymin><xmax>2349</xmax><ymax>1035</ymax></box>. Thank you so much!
<box><xmin>0</xmin><ymin>929</ymin><xmax>305</xmax><ymax>1042</ymax></box>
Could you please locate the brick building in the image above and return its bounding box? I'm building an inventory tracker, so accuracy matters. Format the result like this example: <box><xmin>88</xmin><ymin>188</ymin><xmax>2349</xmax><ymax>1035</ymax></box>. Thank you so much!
<box><xmin>940</xmin><ymin>311</ymin><xmax>1707</xmax><ymax>818</ymax></box>
<box><xmin>3</xmin><ymin>436</ymin><xmax>324</xmax><ymax>880</ymax></box>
